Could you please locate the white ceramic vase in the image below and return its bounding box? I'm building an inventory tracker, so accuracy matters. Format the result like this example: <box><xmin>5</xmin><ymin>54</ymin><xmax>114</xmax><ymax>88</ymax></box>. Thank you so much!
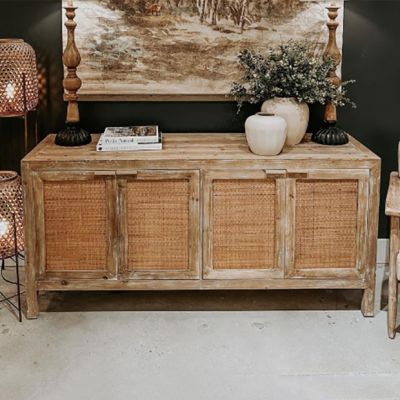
<box><xmin>245</xmin><ymin>112</ymin><xmax>287</xmax><ymax>156</ymax></box>
<box><xmin>261</xmin><ymin>97</ymin><xmax>309</xmax><ymax>146</ymax></box>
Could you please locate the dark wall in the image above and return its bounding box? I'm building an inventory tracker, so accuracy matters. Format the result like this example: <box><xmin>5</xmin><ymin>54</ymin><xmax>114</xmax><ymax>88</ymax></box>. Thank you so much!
<box><xmin>0</xmin><ymin>0</ymin><xmax>398</xmax><ymax>237</ymax></box>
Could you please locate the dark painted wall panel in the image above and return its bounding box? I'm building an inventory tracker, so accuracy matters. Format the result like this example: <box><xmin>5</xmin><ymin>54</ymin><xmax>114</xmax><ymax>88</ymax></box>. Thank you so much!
<box><xmin>0</xmin><ymin>0</ymin><xmax>397</xmax><ymax>237</ymax></box>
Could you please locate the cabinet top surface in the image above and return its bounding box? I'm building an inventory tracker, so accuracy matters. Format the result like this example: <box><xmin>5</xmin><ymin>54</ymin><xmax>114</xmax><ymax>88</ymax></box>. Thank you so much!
<box><xmin>23</xmin><ymin>133</ymin><xmax>380</xmax><ymax>164</ymax></box>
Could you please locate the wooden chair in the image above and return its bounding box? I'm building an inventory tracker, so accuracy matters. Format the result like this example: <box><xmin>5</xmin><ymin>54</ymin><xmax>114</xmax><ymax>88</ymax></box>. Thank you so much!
<box><xmin>385</xmin><ymin>172</ymin><xmax>400</xmax><ymax>338</ymax></box>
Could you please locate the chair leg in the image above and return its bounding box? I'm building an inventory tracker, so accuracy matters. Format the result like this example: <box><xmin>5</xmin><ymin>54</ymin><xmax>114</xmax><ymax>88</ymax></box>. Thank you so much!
<box><xmin>388</xmin><ymin>217</ymin><xmax>399</xmax><ymax>339</ymax></box>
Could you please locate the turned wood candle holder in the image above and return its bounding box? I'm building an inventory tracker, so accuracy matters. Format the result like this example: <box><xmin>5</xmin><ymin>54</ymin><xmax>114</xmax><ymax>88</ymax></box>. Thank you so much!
<box><xmin>55</xmin><ymin>2</ymin><xmax>91</xmax><ymax>147</ymax></box>
<box><xmin>312</xmin><ymin>4</ymin><xmax>348</xmax><ymax>146</ymax></box>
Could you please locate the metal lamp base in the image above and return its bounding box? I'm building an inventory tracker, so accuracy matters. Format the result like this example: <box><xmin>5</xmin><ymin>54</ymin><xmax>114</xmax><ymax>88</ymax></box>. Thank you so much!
<box><xmin>55</xmin><ymin>122</ymin><xmax>91</xmax><ymax>147</ymax></box>
<box><xmin>312</xmin><ymin>121</ymin><xmax>349</xmax><ymax>146</ymax></box>
<box><xmin>0</xmin><ymin>214</ymin><xmax>23</xmax><ymax>322</ymax></box>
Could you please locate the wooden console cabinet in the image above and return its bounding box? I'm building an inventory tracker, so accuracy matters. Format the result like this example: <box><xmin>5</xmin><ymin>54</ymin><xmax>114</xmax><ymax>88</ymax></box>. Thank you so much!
<box><xmin>21</xmin><ymin>133</ymin><xmax>380</xmax><ymax>318</ymax></box>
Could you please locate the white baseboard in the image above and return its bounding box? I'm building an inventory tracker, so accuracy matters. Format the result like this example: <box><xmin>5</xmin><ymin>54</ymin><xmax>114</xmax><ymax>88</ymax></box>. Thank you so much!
<box><xmin>377</xmin><ymin>238</ymin><xmax>389</xmax><ymax>265</ymax></box>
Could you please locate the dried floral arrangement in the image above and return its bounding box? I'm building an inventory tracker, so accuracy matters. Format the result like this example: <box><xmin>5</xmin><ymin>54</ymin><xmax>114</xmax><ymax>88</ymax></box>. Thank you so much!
<box><xmin>230</xmin><ymin>41</ymin><xmax>355</xmax><ymax>110</ymax></box>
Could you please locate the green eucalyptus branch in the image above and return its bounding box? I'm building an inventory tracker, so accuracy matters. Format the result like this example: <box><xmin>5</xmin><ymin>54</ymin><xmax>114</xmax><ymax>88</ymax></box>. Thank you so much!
<box><xmin>230</xmin><ymin>41</ymin><xmax>356</xmax><ymax>112</ymax></box>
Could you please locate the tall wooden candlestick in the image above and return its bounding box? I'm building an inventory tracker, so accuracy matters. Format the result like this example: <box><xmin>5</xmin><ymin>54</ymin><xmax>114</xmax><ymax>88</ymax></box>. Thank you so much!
<box><xmin>55</xmin><ymin>1</ymin><xmax>91</xmax><ymax>146</ymax></box>
<box><xmin>323</xmin><ymin>5</ymin><xmax>341</xmax><ymax>121</ymax></box>
<box><xmin>312</xmin><ymin>3</ymin><xmax>348</xmax><ymax>145</ymax></box>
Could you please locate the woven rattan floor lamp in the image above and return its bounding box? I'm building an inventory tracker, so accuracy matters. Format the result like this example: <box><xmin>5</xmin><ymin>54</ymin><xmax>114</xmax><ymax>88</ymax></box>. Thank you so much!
<box><xmin>0</xmin><ymin>39</ymin><xmax>39</xmax><ymax>154</ymax></box>
<box><xmin>0</xmin><ymin>171</ymin><xmax>24</xmax><ymax>322</ymax></box>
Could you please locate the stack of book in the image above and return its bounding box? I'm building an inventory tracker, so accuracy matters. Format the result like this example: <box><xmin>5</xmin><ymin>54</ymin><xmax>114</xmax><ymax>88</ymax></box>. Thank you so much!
<box><xmin>96</xmin><ymin>126</ymin><xmax>162</xmax><ymax>152</ymax></box>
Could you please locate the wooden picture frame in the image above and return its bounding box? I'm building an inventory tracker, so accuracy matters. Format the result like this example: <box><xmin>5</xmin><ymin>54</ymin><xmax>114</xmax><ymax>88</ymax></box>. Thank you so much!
<box><xmin>64</xmin><ymin>0</ymin><xmax>344</xmax><ymax>101</ymax></box>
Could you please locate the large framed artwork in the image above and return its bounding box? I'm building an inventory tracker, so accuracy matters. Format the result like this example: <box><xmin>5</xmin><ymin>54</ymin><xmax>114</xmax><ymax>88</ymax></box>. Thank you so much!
<box><xmin>65</xmin><ymin>0</ymin><xmax>344</xmax><ymax>100</ymax></box>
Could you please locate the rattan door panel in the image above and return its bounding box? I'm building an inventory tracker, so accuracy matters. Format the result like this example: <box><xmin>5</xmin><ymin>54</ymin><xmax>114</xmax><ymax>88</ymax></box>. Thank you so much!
<box><xmin>119</xmin><ymin>170</ymin><xmax>200</xmax><ymax>279</ymax></box>
<box><xmin>203</xmin><ymin>170</ymin><xmax>286</xmax><ymax>279</ymax></box>
<box><xmin>32</xmin><ymin>171</ymin><xmax>117</xmax><ymax>279</ymax></box>
<box><xmin>286</xmin><ymin>169</ymin><xmax>369</xmax><ymax>278</ymax></box>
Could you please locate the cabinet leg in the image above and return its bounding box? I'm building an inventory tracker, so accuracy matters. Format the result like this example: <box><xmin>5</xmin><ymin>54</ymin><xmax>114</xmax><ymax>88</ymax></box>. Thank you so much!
<box><xmin>388</xmin><ymin>216</ymin><xmax>399</xmax><ymax>339</ymax></box>
<box><xmin>361</xmin><ymin>287</ymin><xmax>375</xmax><ymax>317</ymax></box>
<box><xmin>388</xmin><ymin>276</ymin><xmax>398</xmax><ymax>339</ymax></box>
<box><xmin>26</xmin><ymin>286</ymin><xmax>39</xmax><ymax>319</ymax></box>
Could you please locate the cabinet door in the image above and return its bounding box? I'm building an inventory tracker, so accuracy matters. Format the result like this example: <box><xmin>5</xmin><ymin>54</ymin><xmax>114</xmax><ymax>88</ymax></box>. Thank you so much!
<box><xmin>32</xmin><ymin>171</ymin><xmax>117</xmax><ymax>279</ymax></box>
<box><xmin>286</xmin><ymin>169</ymin><xmax>369</xmax><ymax>278</ymax></box>
<box><xmin>118</xmin><ymin>170</ymin><xmax>200</xmax><ymax>279</ymax></box>
<box><xmin>203</xmin><ymin>170</ymin><xmax>286</xmax><ymax>279</ymax></box>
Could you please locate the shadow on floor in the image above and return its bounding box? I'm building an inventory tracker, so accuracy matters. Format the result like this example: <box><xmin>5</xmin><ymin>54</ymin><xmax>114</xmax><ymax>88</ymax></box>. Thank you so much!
<box><xmin>0</xmin><ymin>265</ymin><xmax>390</xmax><ymax>315</ymax></box>
<box><xmin>38</xmin><ymin>289</ymin><xmax>365</xmax><ymax>313</ymax></box>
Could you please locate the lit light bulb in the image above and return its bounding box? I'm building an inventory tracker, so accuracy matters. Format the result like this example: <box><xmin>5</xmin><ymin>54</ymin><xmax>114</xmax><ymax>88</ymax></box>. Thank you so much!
<box><xmin>0</xmin><ymin>219</ymin><xmax>9</xmax><ymax>236</ymax></box>
<box><xmin>5</xmin><ymin>82</ymin><xmax>15</xmax><ymax>101</ymax></box>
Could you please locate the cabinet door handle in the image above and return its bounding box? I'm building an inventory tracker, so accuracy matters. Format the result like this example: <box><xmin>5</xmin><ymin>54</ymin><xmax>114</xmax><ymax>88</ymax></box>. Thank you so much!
<box><xmin>116</xmin><ymin>170</ymin><xmax>138</xmax><ymax>176</ymax></box>
<box><xmin>264</xmin><ymin>169</ymin><xmax>287</xmax><ymax>179</ymax></box>
<box><xmin>94</xmin><ymin>171</ymin><xmax>115</xmax><ymax>176</ymax></box>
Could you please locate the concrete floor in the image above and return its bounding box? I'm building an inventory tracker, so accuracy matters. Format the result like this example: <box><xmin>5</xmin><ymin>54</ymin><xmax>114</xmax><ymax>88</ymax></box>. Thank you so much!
<box><xmin>1</xmin><ymin>264</ymin><xmax>400</xmax><ymax>400</ymax></box>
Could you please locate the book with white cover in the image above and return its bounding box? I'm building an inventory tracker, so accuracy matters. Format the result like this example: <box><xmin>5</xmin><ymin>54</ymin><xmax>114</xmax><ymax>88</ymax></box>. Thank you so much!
<box><xmin>99</xmin><ymin>126</ymin><xmax>159</xmax><ymax>145</ymax></box>
<box><xmin>97</xmin><ymin>134</ymin><xmax>162</xmax><ymax>152</ymax></box>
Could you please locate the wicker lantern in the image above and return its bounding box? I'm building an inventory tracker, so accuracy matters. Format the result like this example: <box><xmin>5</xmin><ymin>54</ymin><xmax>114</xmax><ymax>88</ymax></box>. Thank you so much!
<box><xmin>0</xmin><ymin>39</ymin><xmax>39</xmax><ymax>117</ymax></box>
<box><xmin>0</xmin><ymin>171</ymin><xmax>24</xmax><ymax>259</ymax></box>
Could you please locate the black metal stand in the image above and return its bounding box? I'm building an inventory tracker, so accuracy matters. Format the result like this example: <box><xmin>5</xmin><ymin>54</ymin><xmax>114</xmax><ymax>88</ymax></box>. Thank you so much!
<box><xmin>55</xmin><ymin>122</ymin><xmax>91</xmax><ymax>147</ymax></box>
<box><xmin>312</xmin><ymin>121</ymin><xmax>349</xmax><ymax>146</ymax></box>
<box><xmin>0</xmin><ymin>214</ymin><xmax>23</xmax><ymax>322</ymax></box>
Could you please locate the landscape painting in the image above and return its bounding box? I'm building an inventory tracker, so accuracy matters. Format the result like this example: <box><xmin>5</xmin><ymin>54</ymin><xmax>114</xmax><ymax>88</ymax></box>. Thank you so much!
<box><xmin>66</xmin><ymin>0</ymin><xmax>344</xmax><ymax>99</ymax></box>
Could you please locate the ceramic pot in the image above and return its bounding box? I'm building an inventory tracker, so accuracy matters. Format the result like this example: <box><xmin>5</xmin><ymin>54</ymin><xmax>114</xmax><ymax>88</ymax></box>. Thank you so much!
<box><xmin>245</xmin><ymin>112</ymin><xmax>287</xmax><ymax>156</ymax></box>
<box><xmin>261</xmin><ymin>97</ymin><xmax>309</xmax><ymax>146</ymax></box>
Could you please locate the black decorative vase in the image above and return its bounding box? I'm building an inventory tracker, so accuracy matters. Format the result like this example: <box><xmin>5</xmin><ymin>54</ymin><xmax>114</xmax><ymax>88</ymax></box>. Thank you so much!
<box><xmin>55</xmin><ymin>122</ymin><xmax>91</xmax><ymax>147</ymax></box>
<box><xmin>312</xmin><ymin>121</ymin><xmax>348</xmax><ymax>146</ymax></box>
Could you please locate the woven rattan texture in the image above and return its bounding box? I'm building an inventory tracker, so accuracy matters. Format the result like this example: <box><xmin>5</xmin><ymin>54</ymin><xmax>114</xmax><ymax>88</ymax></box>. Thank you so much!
<box><xmin>43</xmin><ymin>180</ymin><xmax>107</xmax><ymax>271</ymax></box>
<box><xmin>0</xmin><ymin>39</ymin><xmax>38</xmax><ymax>116</ymax></box>
<box><xmin>212</xmin><ymin>179</ymin><xmax>276</xmax><ymax>269</ymax></box>
<box><xmin>295</xmin><ymin>179</ymin><xmax>358</xmax><ymax>269</ymax></box>
<box><xmin>127</xmin><ymin>180</ymin><xmax>190</xmax><ymax>270</ymax></box>
<box><xmin>0</xmin><ymin>172</ymin><xmax>24</xmax><ymax>259</ymax></box>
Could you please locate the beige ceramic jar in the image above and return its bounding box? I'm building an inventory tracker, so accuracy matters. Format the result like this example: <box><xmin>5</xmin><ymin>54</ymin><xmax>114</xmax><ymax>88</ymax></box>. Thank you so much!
<box><xmin>261</xmin><ymin>97</ymin><xmax>309</xmax><ymax>146</ymax></box>
<box><xmin>245</xmin><ymin>112</ymin><xmax>287</xmax><ymax>156</ymax></box>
